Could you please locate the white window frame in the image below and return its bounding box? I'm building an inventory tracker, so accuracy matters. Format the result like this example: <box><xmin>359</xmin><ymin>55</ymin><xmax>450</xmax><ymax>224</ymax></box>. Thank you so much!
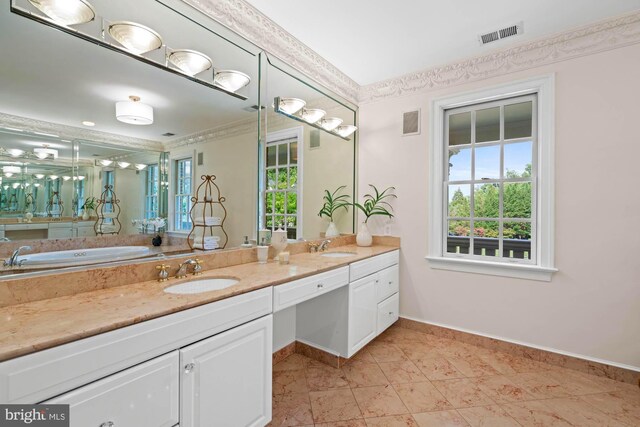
<box><xmin>168</xmin><ymin>151</ymin><xmax>195</xmax><ymax>233</ymax></box>
<box><xmin>145</xmin><ymin>164</ymin><xmax>159</xmax><ymax>220</ymax></box>
<box><xmin>262</xmin><ymin>127</ymin><xmax>303</xmax><ymax>241</ymax></box>
<box><xmin>427</xmin><ymin>75</ymin><xmax>557</xmax><ymax>281</ymax></box>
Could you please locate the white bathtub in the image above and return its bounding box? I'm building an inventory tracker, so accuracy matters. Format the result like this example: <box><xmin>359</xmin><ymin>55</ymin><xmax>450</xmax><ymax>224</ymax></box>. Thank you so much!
<box><xmin>15</xmin><ymin>246</ymin><xmax>152</xmax><ymax>269</ymax></box>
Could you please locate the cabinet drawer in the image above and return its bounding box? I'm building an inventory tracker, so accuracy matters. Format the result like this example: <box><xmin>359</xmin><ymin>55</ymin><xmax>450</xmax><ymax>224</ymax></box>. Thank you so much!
<box><xmin>5</xmin><ymin>223</ymin><xmax>48</xmax><ymax>230</ymax></box>
<box><xmin>350</xmin><ymin>250</ymin><xmax>399</xmax><ymax>282</ymax></box>
<box><xmin>48</xmin><ymin>222</ymin><xmax>73</xmax><ymax>229</ymax></box>
<box><xmin>376</xmin><ymin>264</ymin><xmax>399</xmax><ymax>303</ymax></box>
<box><xmin>377</xmin><ymin>293</ymin><xmax>399</xmax><ymax>335</ymax></box>
<box><xmin>273</xmin><ymin>266</ymin><xmax>349</xmax><ymax>312</ymax></box>
<box><xmin>46</xmin><ymin>351</ymin><xmax>179</xmax><ymax>427</ymax></box>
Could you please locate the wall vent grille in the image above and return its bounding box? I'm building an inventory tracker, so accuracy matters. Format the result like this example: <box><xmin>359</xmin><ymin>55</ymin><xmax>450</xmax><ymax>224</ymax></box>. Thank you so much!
<box><xmin>402</xmin><ymin>109</ymin><xmax>420</xmax><ymax>136</ymax></box>
<box><xmin>479</xmin><ymin>22</ymin><xmax>523</xmax><ymax>45</ymax></box>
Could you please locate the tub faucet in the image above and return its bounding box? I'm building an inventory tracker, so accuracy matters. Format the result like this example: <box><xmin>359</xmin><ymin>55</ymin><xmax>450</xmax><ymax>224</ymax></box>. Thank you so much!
<box><xmin>319</xmin><ymin>240</ymin><xmax>331</xmax><ymax>252</ymax></box>
<box><xmin>3</xmin><ymin>246</ymin><xmax>32</xmax><ymax>268</ymax></box>
<box><xmin>0</xmin><ymin>237</ymin><xmax>10</xmax><ymax>242</ymax></box>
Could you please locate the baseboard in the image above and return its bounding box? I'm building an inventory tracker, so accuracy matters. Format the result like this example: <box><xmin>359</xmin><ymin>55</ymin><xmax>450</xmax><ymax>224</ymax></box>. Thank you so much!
<box><xmin>399</xmin><ymin>316</ymin><xmax>640</xmax><ymax>386</ymax></box>
<box><xmin>272</xmin><ymin>342</ymin><xmax>295</xmax><ymax>365</ymax></box>
<box><xmin>272</xmin><ymin>340</ymin><xmax>345</xmax><ymax>368</ymax></box>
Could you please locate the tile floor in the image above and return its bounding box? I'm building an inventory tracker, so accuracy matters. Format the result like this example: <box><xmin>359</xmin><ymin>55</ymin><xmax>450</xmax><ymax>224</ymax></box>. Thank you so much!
<box><xmin>270</xmin><ymin>325</ymin><xmax>640</xmax><ymax>426</ymax></box>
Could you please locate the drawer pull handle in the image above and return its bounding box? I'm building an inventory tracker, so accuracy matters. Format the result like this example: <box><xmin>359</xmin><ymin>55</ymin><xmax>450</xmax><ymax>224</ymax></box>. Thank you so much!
<box><xmin>388</xmin><ymin>311</ymin><xmax>394</xmax><ymax>316</ymax></box>
<box><xmin>375</xmin><ymin>280</ymin><xmax>379</xmax><ymax>284</ymax></box>
<box><xmin>184</xmin><ymin>363</ymin><xmax>196</xmax><ymax>374</ymax></box>
<box><xmin>317</xmin><ymin>283</ymin><xmax>324</xmax><ymax>289</ymax></box>
<box><xmin>100</xmin><ymin>422</ymin><xmax>114</xmax><ymax>427</ymax></box>
<box><xmin>388</xmin><ymin>281</ymin><xmax>393</xmax><ymax>285</ymax></box>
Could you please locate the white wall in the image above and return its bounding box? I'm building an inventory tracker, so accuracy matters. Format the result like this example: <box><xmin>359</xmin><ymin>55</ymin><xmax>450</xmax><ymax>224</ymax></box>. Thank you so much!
<box><xmin>358</xmin><ymin>44</ymin><xmax>640</xmax><ymax>369</ymax></box>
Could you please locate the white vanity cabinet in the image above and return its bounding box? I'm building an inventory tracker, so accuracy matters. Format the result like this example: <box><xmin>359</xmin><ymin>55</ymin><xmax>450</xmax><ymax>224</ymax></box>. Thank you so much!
<box><xmin>47</xmin><ymin>222</ymin><xmax>74</xmax><ymax>239</ymax></box>
<box><xmin>347</xmin><ymin>274</ymin><xmax>378</xmax><ymax>355</ymax></box>
<box><xmin>180</xmin><ymin>315</ymin><xmax>272</xmax><ymax>427</ymax></box>
<box><xmin>75</xmin><ymin>221</ymin><xmax>95</xmax><ymax>237</ymax></box>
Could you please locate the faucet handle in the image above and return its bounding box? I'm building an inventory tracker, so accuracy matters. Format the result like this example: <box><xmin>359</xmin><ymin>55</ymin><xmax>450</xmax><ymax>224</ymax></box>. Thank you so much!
<box><xmin>193</xmin><ymin>258</ymin><xmax>203</xmax><ymax>275</ymax></box>
<box><xmin>156</xmin><ymin>264</ymin><xmax>171</xmax><ymax>282</ymax></box>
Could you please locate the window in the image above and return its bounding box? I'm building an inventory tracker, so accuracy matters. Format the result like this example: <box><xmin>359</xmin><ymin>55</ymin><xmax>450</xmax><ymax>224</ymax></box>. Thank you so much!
<box><xmin>76</xmin><ymin>178</ymin><xmax>85</xmax><ymax>216</ymax></box>
<box><xmin>428</xmin><ymin>76</ymin><xmax>556</xmax><ymax>281</ymax></box>
<box><xmin>263</xmin><ymin>128</ymin><xmax>302</xmax><ymax>240</ymax></box>
<box><xmin>145</xmin><ymin>164</ymin><xmax>159</xmax><ymax>219</ymax></box>
<box><xmin>174</xmin><ymin>158</ymin><xmax>192</xmax><ymax>231</ymax></box>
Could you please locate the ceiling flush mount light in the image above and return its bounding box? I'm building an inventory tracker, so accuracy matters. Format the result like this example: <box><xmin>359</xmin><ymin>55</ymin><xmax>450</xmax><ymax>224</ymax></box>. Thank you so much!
<box><xmin>319</xmin><ymin>117</ymin><xmax>343</xmax><ymax>132</ymax></box>
<box><xmin>108</xmin><ymin>21</ymin><xmax>163</xmax><ymax>55</ymax></box>
<box><xmin>82</xmin><ymin>121</ymin><xmax>95</xmax><ymax>127</ymax></box>
<box><xmin>335</xmin><ymin>125</ymin><xmax>358</xmax><ymax>138</ymax></box>
<box><xmin>213</xmin><ymin>70</ymin><xmax>251</xmax><ymax>93</ymax></box>
<box><xmin>99</xmin><ymin>159</ymin><xmax>113</xmax><ymax>166</ymax></box>
<box><xmin>28</xmin><ymin>0</ymin><xmax>96</xmax><ymax>26</ymax></box>
<box><xmin>278</xmin><ymin>98</ymin><xmax>306</xmax><ymax>115</ymax></box>
<box><xmin>169</xmin><ymin>49</ymin><xmax>212</xmax><ymax>76</ymax></box>
<box><xmin>8</xmin><ymin>149</ymin><xmax>24</xmax><ymax>157</ymax></box>
<box><xmin>34</xmin><ymin>145</ymin><xmax>59</xmax><ymax>159</ymax></box>
<box><xmin>135</xmin><ymin>164</ymin><xmax>147</xmax><ymax>170</ymax></box>
<box><xmin>300</xmin><ymin>108</ymin><xmax>326</xmax><ymax>124</ymax></box>
<box><xmin>116</xmin><ymin>96</ymin><xmax>154</xmax><ymax>125</ymax></box>
<box><xmin>117</xmin><ymin>161</ymin><xmax>130</xmax><ymax>169</ymax></box>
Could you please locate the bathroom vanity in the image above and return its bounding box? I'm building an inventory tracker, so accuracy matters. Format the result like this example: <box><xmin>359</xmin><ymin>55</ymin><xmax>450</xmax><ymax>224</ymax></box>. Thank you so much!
<box><xmin>0</xmin><ymin>245</ymin><xmax>399</xmax><ymax>427</ymax></box>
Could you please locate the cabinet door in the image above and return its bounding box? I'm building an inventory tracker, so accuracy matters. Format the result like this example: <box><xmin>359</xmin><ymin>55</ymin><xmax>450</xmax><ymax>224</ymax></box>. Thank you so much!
<box><xmin>348</xmin><ymin>274</ymin><xmax>378</xmax><ymax>357</ymax></box>
<box><xmin>180</xmin><ymin>315</ymin><xmax>272</xmax><ymax>427</ymax></box>
<box><xmin>46</xmin><ymin>352</ymin><xmax>179</xmax><ymax>427</ymax></box>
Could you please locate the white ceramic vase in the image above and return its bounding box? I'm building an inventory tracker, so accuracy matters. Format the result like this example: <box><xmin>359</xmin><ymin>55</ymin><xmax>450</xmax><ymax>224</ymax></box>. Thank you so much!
<box><xmin>325</xmin><ymin>221</ymin><xmax>340</xmax><ymax>238</ymax></box>
<box><xmin>82</xmin><ymin>210</ymin><xmax>90</xmax><ymax>220</ymax></box>
<box><xmin>271</xmin><ymin>228</ymin><xmax>288</xmax><ymax>257</ymax></box>
<box><xmin>356</xmin><ymin>222</ymin><xmax>373</xmax><ymax>247</ymax></box>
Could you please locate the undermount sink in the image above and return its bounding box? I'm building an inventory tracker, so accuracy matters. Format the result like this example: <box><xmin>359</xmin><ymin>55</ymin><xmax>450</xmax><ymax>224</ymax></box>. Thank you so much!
<box><xmin>164</xmin><ymin>278</ymin><xmax>239</xmax><ymax>294</ymax></box>
<box><xmin>320</xmin><ymin>252</ymin><xmax>357</xmax><ymax>258</ymax></box>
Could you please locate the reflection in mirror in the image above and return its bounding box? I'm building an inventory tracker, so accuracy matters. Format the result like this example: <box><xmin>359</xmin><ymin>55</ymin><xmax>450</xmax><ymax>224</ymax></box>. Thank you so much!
<box><xmin>1</xmin><ymin>0</ymin><xmax>261</xmax><ymax>273</ymax></box>
<box><xmin>263</xmin><ymin>56</ymin><xmax>357</xmax><ymax>241</ymax></box>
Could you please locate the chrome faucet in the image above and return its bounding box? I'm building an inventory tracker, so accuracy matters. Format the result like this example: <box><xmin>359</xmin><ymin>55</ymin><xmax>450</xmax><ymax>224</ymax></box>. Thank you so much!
<box><xmin>175</xmin><ymin>258</ymin><xmax>203</xmax><ymax>278</ymax></box>
<box><xmin>319</xmin><ymin>239</ymin><xmax>331</xmax><ymax>252</ymax></box>
<box><xmin>0</xmin><ymin>237</ymin><xmax>10</xmax><ymax>242</ymax></box>
<box><xmin>3</xmin><ymin>246</ymin><xmax>32</xmax><ymax>268</ymax></box>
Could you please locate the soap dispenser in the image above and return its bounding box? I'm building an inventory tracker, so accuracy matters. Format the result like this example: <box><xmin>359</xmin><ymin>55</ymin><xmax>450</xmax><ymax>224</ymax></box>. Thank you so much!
<box><xmin>241</xmin><ymin>235</ymin><xmax>253</xmax><ymax>248</ymax></box>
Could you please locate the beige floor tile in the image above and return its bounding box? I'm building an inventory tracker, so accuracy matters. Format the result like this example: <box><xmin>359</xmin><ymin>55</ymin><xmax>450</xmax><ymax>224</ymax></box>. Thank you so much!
<box><xmin>580</xmin><ymin>391</ymin><xmax>640</xmax><ymax>426</ymax></box>
<box><xmin>544</xmin><ymin>368</ymin><xmax>614</xmax><ymax>395</ymax></box>
<box><xmin>347</xmin><ymin>349</ymin><xmax>378</xmax><ymax>364</ymax></box>
<box><xmin>412</xmin><ymin>410</ymin><xmax>469</xmax><ymax>427</ymax></box>
<box><xmin>431</xmin><ymin>378</ymin><xmax>495</xmax><ymax>409</ymax></box>
<box><xmin>393</xmin><ymin>381</ymin><xmax>453</xmax><ymax>413</ymax></box>
<box><xmin>447</xmin><ymin>355</ymin><xmax>500</xmax><ymax>377</ymax></box>
<box><xmin>352</xmin><ymin>385</ymin><xmax>409</xmax><ymax>418</ymax></box>
<box><xmin>274</xmin><ymin>354</ymin><xmax>311</xmax><ymax>372</ymax></box>
<box><xmin>542</xmin><ymin>396</ymin><xmax>628</xmax><ymax>426</ymax></box>
<box><xmin>306</xmin><ymin>364</ymin><xmax>350</xmax><ymax>391</ymax></box>
<box><xmin>365</xmin><ymin>414</ymin><xmax>418</xmax><ymax>426</ymax></box>
<box><xmin>414</xmin><ymin>357</ymin><xmax>466</xmax><ymax>381</ymax></box>
<box><xmin>343</xmin><ymin>361</ymin><xmax>390</xmax><ymax>388</ymax></box>
<box><xmin>457</xmin><ymin>405</ymin><xmax>520</xmax><ymax>427</ymax></box>
<box><xmin>395</xmin><ymin>342</ymin><xmax>443</xmax><ymax>360</ymax></box>
<box><xmin>501</xmin><ymin>400</ymin><xmax>574</xmax><ymax>426</ymax></box>
<box><xmin>476</xmin><ymin>352</ymin><xmax>518</xmax><ymax>376</ymax></box>
<box><xmin>472</xmin><ymin>375</ymin><xmax>535</xmax><ymax>403</ymax></box>
<box><xmin>309</xmin><ymin>389</ymin><xmax>363</xmax><ymax>423</ymax></box>
<box><xmin>315</xmin><ymin>421</ymin><xmax>367</xmax><ymax>427</ymax></box>
<box><xmin>271</xmin><ymin>392</ymin><xmax>314</xmax><ymax>426</ymax></box>
<box><xmin>507</xmin><ymin>372</ymin><xmax>572</xmax><ymax>399</ymax></box>
<box><xmin>368</xmin><ymin>342</ymin><xmax>409</xmax><ymax>363</ymax></box>
<box><xmin>495</xmin><ymin>354</ymin><xmax>553</xmax><ymax>374</ymax></box>
<box><xmin>273</xmin><ymin>369</ymin><xmax>308</xmax><ymax>395</ymax></box>
<box><xmin>378</xmin><ymin>360</ymin><xmax>428</xmax><ymax>384</ymax></box>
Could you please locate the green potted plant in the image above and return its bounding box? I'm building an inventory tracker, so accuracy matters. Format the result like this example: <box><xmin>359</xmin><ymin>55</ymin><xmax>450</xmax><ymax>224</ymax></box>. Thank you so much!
<box><xmin>81</xmin><ymin>197</ymin><xmax>96</xmax><ymax>220</ymax></box>
<box><xmin>318</xmin><ymin>186</ymin><xmax>351</xmax><ymax>238</ymax></box>
<box><xmin>353</xmin><ymin>185</ymin><xmax>397</xmax><ymax>246</ymax></box>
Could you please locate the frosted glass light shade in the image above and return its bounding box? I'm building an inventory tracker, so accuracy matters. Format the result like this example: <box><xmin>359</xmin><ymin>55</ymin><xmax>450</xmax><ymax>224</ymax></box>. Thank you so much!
<box><xmin>28</xmin><ymin>0</ymin><xmax>96</xmax><ymax>26</ymax></box>
<box><xmin>300</xmin><ymin>108</ymin><xmax>326</xmax><ymax>124</ymax></box>
<box><xmin>34</xmin><ymin>174</ymin><xmax>45</xmax><ymax>179</ymax></box>
<box><xmin>3</xmin><ymin>166</ymin><xmax>21</xmax><ymax>174</ymax></box>
<box><xmin>49</xmin><ymin>175</ymin><xmax>59</xmax><ymax>180</ymax></box>
<box><xmin>278</xmin><ymin>98</ymin><xmax>306</xmax><ymax>115</ymax></box>
<box><xmin>62</xmin><ymin>176</ymin><xmax>71</xmax><ymax>181</ymax></box>
<box><xmin>115</xmin><ymin>97</ymin><xmax>153</xmax><ymax>125</ymax></box>
<box><xmin>108</xmin><ymin>21</ymin><xmax>163</xmax><ymax>55</ymax></box>
<box><xmin>135</xmin><ymin>164</ymin><xmax>147</xmax><ymax>170</ymax></box>
<box><xmin>99</xmin><ymin>160</ymin><xmax>113</xmax><ymax>166</ymax></box>
<box><xmin>319</xmin><ymin>117</ymin><xmax>343</xmax><ymax>131</ymax></box>
<box><xmin>214</xmin><ymin>70</ymin><xmax>251</xmax><ymax>93</ymax></box>
<box><xmin>8</xmin><ymin>149</ymin><xmax>24</xmax><ymax>157</ymax></box>
<box><xmin>117</xmin><ymin>162</ymin><xmax>130</xmax><ymax>169</ymax></box>
<box><xmin>335</xmin><ymin>125</ymin><xmax>358</xmax><ymax>138</ymax></box>
<box><xmin>169</xmin><ymin>49</ymin><xmax>212</xmax><ymax>76</ymax></box>
<box><xmin>34</xmin><ymin>147</ymin><xmax>59</xmax><ymax>159</ymax></box>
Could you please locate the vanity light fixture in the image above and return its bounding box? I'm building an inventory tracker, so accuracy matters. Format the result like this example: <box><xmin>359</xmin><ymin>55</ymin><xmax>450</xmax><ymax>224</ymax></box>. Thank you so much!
<box><xmin>117</xmin><ymin>162</ymin><xmax>131</xmax><ymax>169</ymax></box>
<box><xmin>8</xmin><ymin>149</ymin><xmax>24</xmax><ymax>157</ymax></box>
<box><xmin>108</xmin><ymin>21</ymin><xmax>163</xmax><ymax>55</ymax></box>
<box><xmin>115</xmin><ymin>96</ymin><xmax>154</xmax><ymax>125</ymax></box>
<box><xmin>278</xmin><ymin>98</ymin><xmax>306</xmax><ymax>115</ymax></box>
<box><xmin>300</xmin><ymin>108</ymin><xmax>326</xmax><ymax>124</ymax></box>
<box><xmin>34</xmin><ymin>174</ymin><xmax>45</xmax><ymax>179</ymax></box>
<box><xmin>24</xmin><ymin>183</ymin><xmax>30</xmax><ymax>187</ymax></box>
<box><xmin>27</xmin><ymin>0</ymin><xmax>96</xmax><ymax>26</ymax></box>
<box><xmin>62</xmin><ymin>176</ymin><xmax>71</xmax><ymax>181</ymax></box>
<box><xmin>82</xmin><ymin>121</ymin><xmax>95</xmax><ymax>127</ymax></box>
<box><xmin>334</xmin><ymin>125</ymin><xmax>358</xmax><ymax>138</ymax></box>
<box><xmin>33</xmin><ymin>131</ymin><xmax>59</xmax><ymax>138</ymax></box>
<box><xmin>34</xmin><ymin>145</ymin><xmax>59</xmax><ymax>159</ymax></box>
<box><xmin>319</xmin><ymin>117</ymin><xmax>343</xmax><ymax>132</ymax></box>
<box><xmin>213</xmin><ymin>70</ymin><xmax>251</xmax><ymax>93</ymax></box>
<box><xmin>98</xmin><ymin>159</ymin><xmax>113</xmax><ymax>167</ymax></box>
<box><xmin>168</xmin><ymin>49</ymin><xmax>213</xmax><ymax>76</ymax></box>
<box><xmin>135</xmin><ymin>164</ymin><xmax>148</xmax><ymax>170</ymax></box>
<box><xmin>49</xmin><ymin>175</ymin><xmax>59</xmax><ymax>180</ymax></box>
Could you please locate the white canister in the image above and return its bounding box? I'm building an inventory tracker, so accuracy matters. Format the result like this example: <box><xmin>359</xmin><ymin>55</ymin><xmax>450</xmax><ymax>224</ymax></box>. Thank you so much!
<box><xmin>271</xmin><ymin>228</ymin><xmax>288</xmax><ymax>257</ymax></box>
<box><xmin>257</xmin><ymin>245</ymin><xmax>269</xmax><ymax>264</ymax></box>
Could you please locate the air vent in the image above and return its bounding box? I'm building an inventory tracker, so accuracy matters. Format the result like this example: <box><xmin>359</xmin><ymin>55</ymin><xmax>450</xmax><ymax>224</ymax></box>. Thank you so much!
<box><xmin>162</xmin><ymin>132</ymin><xmax>175</xmax><ymax>137</ymax></box>
<box><xmin>479</xmin><ymin>22</ymin><xmax>523</xmax><ymax>45</ymax></box>
<box><xmin>402</xmin><ymin>109</ymin><xmax>420</xmax><ymax>136</ymax></box>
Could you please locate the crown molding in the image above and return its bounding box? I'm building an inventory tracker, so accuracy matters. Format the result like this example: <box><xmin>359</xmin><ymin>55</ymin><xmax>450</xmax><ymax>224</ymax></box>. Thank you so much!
<box><xmin>0</xmin><ymin>112</ymin><xmax>164</xmax><ymax>151</ymax></box>
<box><xmin>180</xmin><ymin>0</ymin><xmax>360</xmax><ymax>104</ymax></box>
<box><xmin>359</xmin><ymin>11</ymin><xmax>640</xmax><ymax>104</ymax></box>
<box><xmin>164</xmin><ymin>117</ymin><xmax>258</xmax><ymax>150</ymax></box>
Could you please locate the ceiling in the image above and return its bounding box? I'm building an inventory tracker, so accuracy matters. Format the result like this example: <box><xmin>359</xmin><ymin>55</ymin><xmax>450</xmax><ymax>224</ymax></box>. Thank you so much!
<box><xmin>244</xmin><ymin>0</ymin><xmax>640</xmax><ymax>85</ymax></box>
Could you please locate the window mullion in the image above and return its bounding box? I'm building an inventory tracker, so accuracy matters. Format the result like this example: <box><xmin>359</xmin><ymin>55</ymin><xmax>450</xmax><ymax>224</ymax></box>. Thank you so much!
<box><xmin>499</xmin><ymin>104</ymin><xmax>504</xmax><ymax>258</ymax></box>
<box><xmin>469</xmin><ymin>110</ymin><xmax>476</xmax><ymax>256</ymax></box>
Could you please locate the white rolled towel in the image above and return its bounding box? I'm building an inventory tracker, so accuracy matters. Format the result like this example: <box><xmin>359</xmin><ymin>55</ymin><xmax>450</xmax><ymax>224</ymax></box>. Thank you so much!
<box><xmin>194</xmin><ymin>243</ymin><xmax>219</xmax><ymax>250</ymax></box>
<box><xmin>194</xmin><ymin>216</ymin><xmax>221</xmax><ymax>226</ymax></box>
<box><xmin>194</xmin><ymin>235</ymin><xmax>220</xmax><ymax>244</ymax></box>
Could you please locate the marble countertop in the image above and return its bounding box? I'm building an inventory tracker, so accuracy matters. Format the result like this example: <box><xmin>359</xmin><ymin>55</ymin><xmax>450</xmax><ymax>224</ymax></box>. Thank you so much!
<box><xmin>0</xmin><ymin>244</ymin><xmax>398</xmax><ymax>362</ymax></box>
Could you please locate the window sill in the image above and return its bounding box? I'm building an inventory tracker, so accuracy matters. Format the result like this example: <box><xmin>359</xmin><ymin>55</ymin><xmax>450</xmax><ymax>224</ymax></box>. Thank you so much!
<box><xmin>425</xmin><ymin>256</ymin><xmax>557</xmax><ymax>282</ymax></box>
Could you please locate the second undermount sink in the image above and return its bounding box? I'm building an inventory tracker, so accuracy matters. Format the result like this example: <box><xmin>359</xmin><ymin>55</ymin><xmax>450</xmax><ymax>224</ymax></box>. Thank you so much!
<box><xmin>164</xmin><ymin>278</ymin><xmax>239</xmax><ymax>294</ymax></box>
<box><xmin>320</xmin><ymin>252</ymin><xmax>357</xmax><ymax>258</ymax></box>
